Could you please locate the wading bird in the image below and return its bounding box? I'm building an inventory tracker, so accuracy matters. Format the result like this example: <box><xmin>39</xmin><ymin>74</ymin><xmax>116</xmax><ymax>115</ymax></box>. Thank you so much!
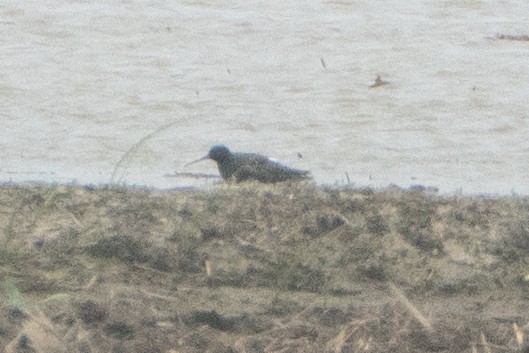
<box><xmin>186</xmin><ymin>145</ymin><xmax>310</xmax><ymax>183</ymax></box>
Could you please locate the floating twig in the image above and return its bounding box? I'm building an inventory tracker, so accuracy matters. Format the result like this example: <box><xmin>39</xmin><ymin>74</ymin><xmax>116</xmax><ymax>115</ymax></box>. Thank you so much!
<box><xmin>164</xmin><ymin>172</ymin><xmax>220</xmax><ymax>179</ymax></box>
<box><xmin>370</xmin><ymin>75</ymin><xmax>390</xmax><ymax>88</ymax></box>
<box><xmin>492</xmin><ymin>33</ymin><xmax>529</xmax><ymax>41</ymax></box>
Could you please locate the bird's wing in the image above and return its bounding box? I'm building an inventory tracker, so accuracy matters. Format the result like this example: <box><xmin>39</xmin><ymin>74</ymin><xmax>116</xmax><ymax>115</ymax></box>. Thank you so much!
<box><xmin>231</xmin><ymin>154</ymin><xmax>270</xmax><ymax>181</ymax></box>
<box><xmin>235</xmin><ymin>154</ymin><xmax>309</xmax><ymax>182</ymax></box>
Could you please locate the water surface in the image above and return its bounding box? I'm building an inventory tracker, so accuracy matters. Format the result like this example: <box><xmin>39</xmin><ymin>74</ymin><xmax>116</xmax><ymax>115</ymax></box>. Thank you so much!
<box><xmin>1</xmin><ymin>0</ymin><xmax>529</xmax><ymax>195</ymax></box>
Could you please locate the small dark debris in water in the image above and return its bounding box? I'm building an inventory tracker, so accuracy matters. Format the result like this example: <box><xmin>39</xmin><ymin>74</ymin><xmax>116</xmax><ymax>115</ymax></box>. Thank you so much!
<box><xmin>166</xmin><ymin>26</ymin><xmax>171</xmax><ymax>32</ymax></box>
<box><xmin>320</xmin><ymin>57</ymin><xmax>326</xmax><ymax>69</ymax></box>
<box><xmin>297</xmin><ymin>152</ymin><xmax>303</xmax><ymax>159</ymax></box>
<box><xmin>493</xmin><ymin>33</ymin><xmax>529</xmax><ymax>41</ymax></box>
<box><xmin>370</xmin><ymin>75</ymin><xmax>390</xmax><ymax>88</ymax></box>
<box><xmin>227</xmin><ymin>68</ymin><xmax>231</xmax><ymax>74</ymax></box>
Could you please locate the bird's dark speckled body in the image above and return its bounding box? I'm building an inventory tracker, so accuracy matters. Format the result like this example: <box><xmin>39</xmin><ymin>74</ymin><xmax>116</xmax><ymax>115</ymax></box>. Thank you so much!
<box><xmin>187</xmin><ymin>145</ymin><xmax>310</xmax><ymax>183</ymax></box>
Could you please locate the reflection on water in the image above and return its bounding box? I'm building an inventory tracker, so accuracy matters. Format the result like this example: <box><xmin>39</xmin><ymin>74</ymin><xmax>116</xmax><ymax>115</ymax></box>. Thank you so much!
<box><xmin>1</xmin><ymin>0</ymin><xmax>529</xmax><ymax>195</ymax></box>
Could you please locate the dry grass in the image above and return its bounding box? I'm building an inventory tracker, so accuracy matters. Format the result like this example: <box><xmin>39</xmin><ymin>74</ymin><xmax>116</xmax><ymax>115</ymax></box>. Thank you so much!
<box><xmin>1</xmin><ymin>183</ymin><xmax>529</xmax><ymax>352</ymax></box>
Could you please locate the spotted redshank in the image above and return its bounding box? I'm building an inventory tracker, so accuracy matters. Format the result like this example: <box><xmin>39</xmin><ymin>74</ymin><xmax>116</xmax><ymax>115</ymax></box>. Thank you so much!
<box><xmin>186</xmin><ymin>145</ymin><xmax>310</xmax><ymax>183</ymax></box>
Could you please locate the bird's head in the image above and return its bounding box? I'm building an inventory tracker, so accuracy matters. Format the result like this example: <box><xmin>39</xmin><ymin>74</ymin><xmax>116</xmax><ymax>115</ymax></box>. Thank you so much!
<box><xmin>185</xmin><ymin>144</ymin><xmax>231</xmax><ymax>166</ymax></box>
<box><xmin>208</xmin><ymin>145</ymin><xmax>231</xmax><ymax>162</ymax></box>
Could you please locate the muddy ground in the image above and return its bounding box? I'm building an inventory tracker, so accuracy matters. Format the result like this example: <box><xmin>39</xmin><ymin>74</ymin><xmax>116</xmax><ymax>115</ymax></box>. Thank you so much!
<box><xmin>1</xmin><ymin>183</ymin><xmax>529</xmax><ymax>353</ymax></box>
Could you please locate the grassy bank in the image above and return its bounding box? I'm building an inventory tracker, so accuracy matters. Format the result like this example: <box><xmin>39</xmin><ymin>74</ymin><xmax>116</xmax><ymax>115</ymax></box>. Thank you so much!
<box><xmin>1</xmin><ymin>183</ymin><xmax>528</xmax><ymax>352</ymax></box>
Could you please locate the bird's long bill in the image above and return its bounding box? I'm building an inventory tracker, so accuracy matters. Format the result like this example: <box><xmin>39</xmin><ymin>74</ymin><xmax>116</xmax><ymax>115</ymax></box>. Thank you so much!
<box><xmin>184</xmin><ymin>155</ymin><xmax>210</xmax><ymax>167</ymax></box>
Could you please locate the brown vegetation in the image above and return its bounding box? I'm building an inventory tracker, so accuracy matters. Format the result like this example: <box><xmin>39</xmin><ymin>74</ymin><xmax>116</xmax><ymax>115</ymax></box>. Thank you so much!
<box><xmin>1</xmin><ymin>183</ymin><xmax>529</xmax><ymax>352</ymax></box>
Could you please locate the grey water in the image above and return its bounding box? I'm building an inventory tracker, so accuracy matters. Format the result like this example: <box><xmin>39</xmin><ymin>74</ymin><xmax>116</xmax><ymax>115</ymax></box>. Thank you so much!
<box><xmin>2</xmin><ymin>0</ymin><xmax>529</xmax><ymax>195</ymax></box>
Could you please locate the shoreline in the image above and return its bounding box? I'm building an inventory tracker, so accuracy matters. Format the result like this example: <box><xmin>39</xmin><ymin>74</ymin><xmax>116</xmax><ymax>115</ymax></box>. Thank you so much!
<box><xmin>1</xmin><ymin>183</ymin><xmax>528</xmax><ymax>352</ymax></box>
<box><xmin>0</xmin><ymin>179</ymin><xmax>523</xmax><ymax>199</ymax></box>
